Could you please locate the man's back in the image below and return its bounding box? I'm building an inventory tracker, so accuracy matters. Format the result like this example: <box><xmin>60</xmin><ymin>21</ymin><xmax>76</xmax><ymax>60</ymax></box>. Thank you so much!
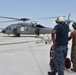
<box><xmin>54</xmin><ymin>24</ymin><xmax>69</xmax><ymax>46</ymax></box>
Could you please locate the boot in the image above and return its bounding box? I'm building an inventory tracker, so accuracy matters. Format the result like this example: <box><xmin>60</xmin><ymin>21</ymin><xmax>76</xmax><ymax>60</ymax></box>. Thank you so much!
<box><xmin>48</xmin><ymin>71</ymin><xmax>56</xmax><ymax>75</ymax></box>
<box><xmin>70</xmin><ymin>67</ymin><xmax>76</xmax><ymax>72</ymax></box>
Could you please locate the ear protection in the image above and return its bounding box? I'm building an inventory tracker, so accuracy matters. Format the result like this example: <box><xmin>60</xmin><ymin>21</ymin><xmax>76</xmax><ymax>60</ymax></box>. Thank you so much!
<box><xmin>55</xmin><ymin>18</ymin><xmax>59</xmax><ymax>23</ymax></box>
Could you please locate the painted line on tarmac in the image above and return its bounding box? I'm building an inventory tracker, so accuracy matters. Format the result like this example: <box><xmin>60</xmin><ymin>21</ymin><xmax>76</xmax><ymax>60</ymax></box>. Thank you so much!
<box><xmin>0</xmin><ymin>40</ymin><xmax>43</xmax><ymax>46</ymax></box>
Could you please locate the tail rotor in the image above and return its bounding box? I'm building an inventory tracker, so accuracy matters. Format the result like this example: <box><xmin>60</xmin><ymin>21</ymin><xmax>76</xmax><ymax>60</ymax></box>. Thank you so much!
<box><xmin>66</xmin><ymin>13</ymin><xmax>74</xmax><ymax>24</ymax></box>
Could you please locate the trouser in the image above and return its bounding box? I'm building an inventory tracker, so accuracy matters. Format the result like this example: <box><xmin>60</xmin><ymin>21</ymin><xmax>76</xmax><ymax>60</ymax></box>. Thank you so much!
<box><xmin>71</xmin><ymin>45</ymin><xmax>76</xmax><ymax>67</ymax></box>
<box><xmin>53</xmin><ymin>45</ymin><xmax>68</xmax><ymax>75</ymax></box>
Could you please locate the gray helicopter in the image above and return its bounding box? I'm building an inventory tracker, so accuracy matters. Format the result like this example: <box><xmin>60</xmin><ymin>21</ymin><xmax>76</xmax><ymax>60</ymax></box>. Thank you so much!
<box><xmin>0</xmin><ymin>14</ymin><xmax>73</xmax><ymax>37</ymax></box>
<box><xmin>0</xmin><ymin>16</ymin><xmax>53</xmax><ymax>37</ymax></box>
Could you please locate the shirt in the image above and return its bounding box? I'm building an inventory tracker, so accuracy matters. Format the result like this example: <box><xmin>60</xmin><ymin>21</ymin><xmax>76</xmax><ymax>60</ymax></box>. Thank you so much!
<box><xmin>54</xmin><ymin>24</ymin><xmax>69</xmax><ymax>46</ymax></box>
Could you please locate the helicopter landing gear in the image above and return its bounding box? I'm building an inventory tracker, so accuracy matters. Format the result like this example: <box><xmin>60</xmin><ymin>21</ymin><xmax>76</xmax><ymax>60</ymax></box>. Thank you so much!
<box><xmin>16</xmin><ymin>33</ymin><xmax>20</xmax><ymax>37</ymax></box>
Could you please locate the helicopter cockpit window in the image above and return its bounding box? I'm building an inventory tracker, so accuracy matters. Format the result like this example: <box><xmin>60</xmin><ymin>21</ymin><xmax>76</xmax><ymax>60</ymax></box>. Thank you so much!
<box><xmin>36</xmin><ymin>25</ymin><xmax>45</xmax><ymax>28</ymax></box>
<box><xmin>6</xmin><ymin>27</ymin><xmax>11</xmax><ymax>30</ymax></box>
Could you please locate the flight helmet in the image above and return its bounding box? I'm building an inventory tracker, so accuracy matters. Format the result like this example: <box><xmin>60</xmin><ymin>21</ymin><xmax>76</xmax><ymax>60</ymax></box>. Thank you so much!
<box><xmin>55</xmin><ymin>16</ymin><xmax>66</xmax><ymax>23</ymax></box>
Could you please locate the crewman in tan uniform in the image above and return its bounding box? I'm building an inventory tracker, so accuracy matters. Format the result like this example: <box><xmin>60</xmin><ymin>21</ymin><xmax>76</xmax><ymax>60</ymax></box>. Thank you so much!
<box><xmin>68</xmin><ymin>22</ymin><xmax>76</xmax><ymax>72</ymax></box>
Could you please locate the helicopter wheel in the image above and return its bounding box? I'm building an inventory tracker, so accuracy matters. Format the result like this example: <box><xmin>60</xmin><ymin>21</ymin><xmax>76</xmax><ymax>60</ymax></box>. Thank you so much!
<box><xmin>16</xmin><ymin>33</ymin><xmax>20</xmax><ymax>37</ymax></box>
<box><xmin>65</xmin><ymin>58</ymin><xmax>71</xmax><ymax>69</ymax></box>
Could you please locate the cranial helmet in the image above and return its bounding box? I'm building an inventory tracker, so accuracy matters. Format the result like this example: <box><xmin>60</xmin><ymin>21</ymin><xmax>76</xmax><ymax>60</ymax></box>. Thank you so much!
<box><xmin>56</xmin><ymin>16</ymin><xmax>66</xmax><ymax>22</ymax></box>
<box><xmin>72</xmin><ymin>22</ymin><xmax>76</xmax><ymax>27</ymax></box>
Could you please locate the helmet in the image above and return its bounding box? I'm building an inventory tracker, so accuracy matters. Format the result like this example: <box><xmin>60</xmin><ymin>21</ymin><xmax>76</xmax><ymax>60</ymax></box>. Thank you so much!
<box><xmin>72</xmin><ymin>22</ymin><xmax>76</xmax><ymax>27</ymax></box>
<box><xmin>56</xmin><ymin>16</ymin><xmax>66</xmax><ymax>22</ymax></box>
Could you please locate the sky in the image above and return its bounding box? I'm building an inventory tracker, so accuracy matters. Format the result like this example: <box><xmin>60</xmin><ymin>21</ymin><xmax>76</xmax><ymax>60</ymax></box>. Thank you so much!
<box><xmin>0</xmin><ymin>0</ymin><xmax>76</xmax><ymax>29</ymax></box>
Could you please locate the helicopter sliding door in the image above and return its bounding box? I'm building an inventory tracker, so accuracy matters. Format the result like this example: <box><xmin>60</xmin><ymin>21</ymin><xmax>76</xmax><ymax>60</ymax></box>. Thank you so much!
<box><xmin>20</xmin><ymin>26</ymin><xmax>30</xmax><ymax>34</ymax></box>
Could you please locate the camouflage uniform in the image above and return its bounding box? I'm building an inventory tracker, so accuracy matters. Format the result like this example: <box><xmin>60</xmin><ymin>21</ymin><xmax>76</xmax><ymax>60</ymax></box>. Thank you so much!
<box><xmin>68</xmin><ymin>22</ymin><xmax>76</xmax><ymax>71</ymax></box>
<box><xmin>53</xmin><ymin>45</ymin><xmax>68</xmax><ymax>75</ymax></box>
<box><xmin>71</xmin><ymin>45</ymin><xmax>76</xmax><ymax>67</ymax></box>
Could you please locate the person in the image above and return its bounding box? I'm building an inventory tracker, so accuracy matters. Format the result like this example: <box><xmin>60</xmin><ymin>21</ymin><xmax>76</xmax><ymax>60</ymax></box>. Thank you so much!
<box><xmin>35</xmin><ymin>27</ymin><xmax>40</xmax><ymax>37</ymax></box>
<box><xmin>48</xmin><ymin>17</ymin><xmax>70</xmax><ymax>75</ymax></box>
<box><xmin>68</xmin><ymin>22</ymin><xmax>76</xmax><ymax>72</ymax></box>
<box><xmin>13</xmin><ymin>27</ymin><xmax>17</xmax><ymax>37</ymax></box>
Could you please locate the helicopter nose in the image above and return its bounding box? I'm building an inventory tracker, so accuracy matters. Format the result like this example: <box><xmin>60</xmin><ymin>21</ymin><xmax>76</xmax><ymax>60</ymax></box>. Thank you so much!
<box><xmin>1</xmin><ymin>29</ymin><xmax>5</xmax><ymax>33</ymax></box>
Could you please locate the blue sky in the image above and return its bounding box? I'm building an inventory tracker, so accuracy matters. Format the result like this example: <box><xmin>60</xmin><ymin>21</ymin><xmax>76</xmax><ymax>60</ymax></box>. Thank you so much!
<box><xmin>0</xmin><ymin>0</ymin><xmax>76</xmax><ymax>29</ymax></box>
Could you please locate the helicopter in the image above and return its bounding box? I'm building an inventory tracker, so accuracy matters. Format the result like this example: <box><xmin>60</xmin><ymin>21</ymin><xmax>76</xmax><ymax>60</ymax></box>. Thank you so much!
<box><xmin>0</xmin><ymin>14</ymin><xmax>73</xmax><ymax>37</ymax></box>
<box><xmin>0</xmin><ymin>16</ymin><xmax>53</xmax><ymax>37</ymax></box>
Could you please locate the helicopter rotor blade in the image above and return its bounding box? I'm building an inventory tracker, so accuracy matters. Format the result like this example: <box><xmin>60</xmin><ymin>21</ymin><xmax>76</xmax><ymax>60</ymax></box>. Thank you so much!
<box><xmin>67</xmin><ymin>13</ymin><xmax>71</xmax><ymax>20</ymax></box>
<box><xmin>35</xmin><ymin>16</ymin><xmax>66</xmax><ymax>20</ymax></box>
<box><xmin>66</xmin><ymin>13</ymin><xmax>73</xmax><ymax>24</ymax></box>
<box><xmin>0</xmin><ymin>16</ymin><xmax>30</xmax><ymax>21</ymax></box>
<box><xmin>0</xmin><ymin>20</ymin><xmax>19</xmax><ymax>23</ymax></box>
<box><xmin>0</xmin><ymin>16</ymin><xmax>19</xmax><ymax>20</ymax></box>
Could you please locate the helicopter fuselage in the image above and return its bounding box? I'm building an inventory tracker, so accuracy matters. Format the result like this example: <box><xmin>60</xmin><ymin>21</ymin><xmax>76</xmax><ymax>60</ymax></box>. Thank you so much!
<box><xmin>1</xmin><ymin>22</ymin><xmax>52</xmax><ymax>37</ymax></box>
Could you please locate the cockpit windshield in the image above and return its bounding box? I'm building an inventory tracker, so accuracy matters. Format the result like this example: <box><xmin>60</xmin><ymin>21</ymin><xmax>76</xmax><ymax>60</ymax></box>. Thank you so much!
<box><xmin>6</xmin><ymin>27</ymin><xmax>11</xmax><ymax>30</ymax></box>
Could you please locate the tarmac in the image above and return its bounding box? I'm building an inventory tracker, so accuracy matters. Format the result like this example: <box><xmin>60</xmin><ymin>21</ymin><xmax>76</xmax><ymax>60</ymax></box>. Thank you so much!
<box><xmin>0</xmin><ymin>33</ymin><xmax>75</xmax><ymax>75</ymax></box>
